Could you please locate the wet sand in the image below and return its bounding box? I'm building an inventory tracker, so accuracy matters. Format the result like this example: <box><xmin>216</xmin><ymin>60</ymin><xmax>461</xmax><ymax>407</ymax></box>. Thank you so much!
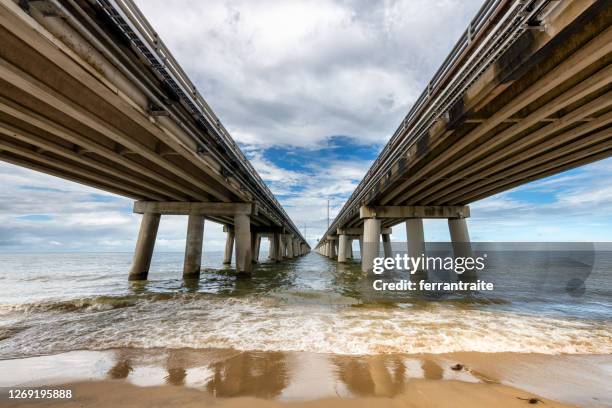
<box><xmin>0</xmin><ymin>349</ymin><xmax>610</xmax><ymax>407</ymax></box>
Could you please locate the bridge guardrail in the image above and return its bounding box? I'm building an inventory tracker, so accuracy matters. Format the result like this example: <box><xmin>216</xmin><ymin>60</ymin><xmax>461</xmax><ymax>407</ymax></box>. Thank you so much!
<box><xmin>318</xmin><ymin>0</ymin><xmax>552</xmax><ymax>248</ymax></box>
<box><xmin>95</xmin><ymin>0</ymin><xmax>307</xmax><ymax>244</ymax></box>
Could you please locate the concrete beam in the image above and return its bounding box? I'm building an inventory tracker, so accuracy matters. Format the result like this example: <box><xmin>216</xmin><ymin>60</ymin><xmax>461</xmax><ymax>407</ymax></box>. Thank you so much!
<box><xmin>337</xmin><ymin>227</ymin><xmax>391</xmax><ymax>235</ymax></box>
<box><xmin>134</xmin><ymin>201</ymin><xmax>257</xmax><ymax>216</ymax></box>
<box><xmin>360</xmin><ymin>205</ymin><xmax>469</xmax><ymax>219</ymax></box>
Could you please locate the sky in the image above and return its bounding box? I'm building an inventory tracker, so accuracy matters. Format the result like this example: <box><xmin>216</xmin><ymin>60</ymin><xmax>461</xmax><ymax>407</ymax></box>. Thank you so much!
<box><xmin>0</xmin><ymin>0</ymin><xmax>611</xmax><ymax>252</ymax></box>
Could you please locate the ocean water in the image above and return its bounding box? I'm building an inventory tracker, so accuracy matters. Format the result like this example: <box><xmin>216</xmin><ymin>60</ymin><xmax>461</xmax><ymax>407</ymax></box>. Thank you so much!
<box><xmin>0</xmin><ymin>249</ymin><xmax>611</xmax><ymax>358</ymax></box>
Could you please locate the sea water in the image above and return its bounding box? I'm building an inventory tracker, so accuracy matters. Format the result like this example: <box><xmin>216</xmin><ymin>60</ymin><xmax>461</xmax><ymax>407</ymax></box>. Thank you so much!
<box><xmin>0</xmin><ymin>249</ymin><xmax>611</xmax><ymax>358</ymax></box>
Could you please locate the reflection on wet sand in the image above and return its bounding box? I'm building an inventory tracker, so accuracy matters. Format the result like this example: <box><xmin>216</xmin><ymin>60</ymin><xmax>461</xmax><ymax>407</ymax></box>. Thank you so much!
<box><xmin>332</xmin><ymin>355</ymin><xmax>407</xmax><ymax>397</ymax></box>
<box><xmin>422</xmin><ymin>358</ymin><xmax>443</xmax><ymax>380</ymax></box>
<box><xmin>108</xmin><ymin>359</ymin><xmax>133</xmax><ymax>379</ymax></box>
<box><xmin>207</xmin><ymin>352</ymin><xmax>288</xmax><ymax>398</ymax></box>
<box><xmin>0</xmin><ymin>348</ymin><xmax>607</xmax><ymax>406</ymax></box>
<box><xmin>99</xmin><ymin>349</ymin><xmax>534</xmax><ymax>400</ymax></box>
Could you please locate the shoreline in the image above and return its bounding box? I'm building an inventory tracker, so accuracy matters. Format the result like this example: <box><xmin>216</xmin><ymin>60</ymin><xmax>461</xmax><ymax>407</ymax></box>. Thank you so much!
<box><xmin>0</xmin><ymin>349</ymin><xmax>610</xmax><ymax>407</ymax></box>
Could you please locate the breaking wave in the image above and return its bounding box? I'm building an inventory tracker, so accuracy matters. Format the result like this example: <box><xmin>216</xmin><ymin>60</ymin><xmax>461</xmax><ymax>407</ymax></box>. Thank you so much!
<box><xmin>1</xmin><ymin>294</ymin><xmax>611</xmax><ymax>358</ymax></box>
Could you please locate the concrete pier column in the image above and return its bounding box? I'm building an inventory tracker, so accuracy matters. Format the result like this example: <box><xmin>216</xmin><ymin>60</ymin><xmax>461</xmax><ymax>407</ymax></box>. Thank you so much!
<box><xmin>406</xmin><ymin>219</ymin><xmax>427</xmax><ymax>281</ymax></box>
<box><xmin>362</xmin><ymin>218</ymin><xmax>381</xmax><ymax>273</ymax></box>
<box><xmin>268</xmin><ymin>235</ymin><xmax>275</xmax><ymax>260</ymax></box>
<box><xmin>448</xmin><ymin>218</ymin><xmax>473</xmax><ymax>258</ymax></box>
<box><xmin>251</xmin><ymin>232</ymin><xmax>260</xmax><ymax>263</ymax></box>
<box><xmin>234</xmin><ymin>214</ymin><xmax>252</xmax><ymax>276</ymax></box>
<box><xmin>330</xmin><ymin>240</ymin><xmax>337</xmax><ymax>258</ymax></box>
<box><xmin>338</xmin><ymin>234</ymin><xmax>348</xmax><ymax>263</ymax></box>
<box><xmin>273</xmin><ymin>232</ymin><xmax>283</xmax><ymax>262</ymax></box>
<box><xmin>183</xmin><ymin>214</ymin><xmax>205</xmax><ymax>279</ymax></box>
<box><xmin>382</xmin><ymin>234</ymin><xmax>392</xmax><ymax>258</ymax></box>
<box><xmin>358</xmin><ymin>236</ymin><xmax>363</xmax><ymax>259</ymax></box>
<box><xmin>278</xmin><ymin>233</ymin><xmax>286</xmax><ymax>260</ymax></box>
<box><xmin>347</xmin><ymin>240</ymin><xmax>353</xmax><ymax>259</ymax></box>
<box><xmin>286</xmin><ymin>235</ymin><xmax>294</xmax><ymax>258</ymax></box>
<box><xmin>448</xmin><ymin>218</ymin><xmax>475</xmax><ymax>281</ymax></box>
<box><xmin>223</xmin><ymin>228</ymin><xmax>234</xmax><ymax>264</ymax></box>
<box><xmin>129</xmin><ymin>212</ymin><xmax>161</xmax><ymax>280</ymax></box>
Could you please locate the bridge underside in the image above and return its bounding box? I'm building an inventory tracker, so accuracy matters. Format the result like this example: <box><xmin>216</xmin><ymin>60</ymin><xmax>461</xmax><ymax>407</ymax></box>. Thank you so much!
<box><xmin>0</xmin><ymin>0</ymin><xmax>309</xmax><ymax>278</ymax></box>
<box><xmin>318</xmin><ymin>0</ymin><xmax>611</xmax><ymax>273</ymax></box>
<box><xmin>331</xmin><ymin>0</ymin><xmax>611</xmax><ymax>232</ymax></box>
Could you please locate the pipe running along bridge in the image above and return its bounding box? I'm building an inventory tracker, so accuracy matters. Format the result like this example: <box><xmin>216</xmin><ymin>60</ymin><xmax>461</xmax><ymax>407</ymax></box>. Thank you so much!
<box><xmin>0</xmin><ymin>0</ymin><xmax>310</xmax><ymax>279</ymax></box>
<box><xmin>315</xmin><ymin>0</ymin><xmax>612</xmax><ymax>274</ymax></box>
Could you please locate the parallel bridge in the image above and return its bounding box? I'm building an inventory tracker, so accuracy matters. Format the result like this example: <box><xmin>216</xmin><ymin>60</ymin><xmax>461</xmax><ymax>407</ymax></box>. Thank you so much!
<box><xmin>315</xmin><ymin>0</ymin><xmax>612</xmax><ymax>273</ymax></box>
<box><xmin>0</xmin><ymin>0</ymin><xmax>309</xmax><ymax>278</ymax></box>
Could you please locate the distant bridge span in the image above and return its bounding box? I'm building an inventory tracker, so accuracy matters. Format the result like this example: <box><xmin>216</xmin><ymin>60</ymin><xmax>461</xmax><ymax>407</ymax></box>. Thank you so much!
<box><xmin>0</xmin><ymin>0</ymin><xmax>309</xmax><ymax>278</ymax></box>
<box><xmin>316</xmin><ymin>0</ymin><xmax>612</xmax><ymax>272</ymax></box>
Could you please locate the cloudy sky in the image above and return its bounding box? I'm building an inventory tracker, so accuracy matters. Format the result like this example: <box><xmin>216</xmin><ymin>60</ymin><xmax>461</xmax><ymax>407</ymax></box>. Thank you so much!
<box><xmin>1</xmin><ymin>0</ymin><xmax>611</xmax><ymax>253</ymax></box>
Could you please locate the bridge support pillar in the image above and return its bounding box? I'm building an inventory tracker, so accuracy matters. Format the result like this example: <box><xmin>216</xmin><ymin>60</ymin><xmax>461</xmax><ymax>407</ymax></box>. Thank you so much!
<box><xmin>362</xmin><ymin>218</ymin><xmax>381</xmax><ymax>273</ymax></box>
<box><xmin>382</xmin><ymin>233</ymin><xmax>392</xmax><ymax>258</ymax></box>
<box><xmin>183</xmin><ymin>214</ymin><xmax>205</xmax><ymax>279</ymax></box>
<box><xmin>329</xmin><ymin>239</ymin><xmax>337</xmax><ymax>258</ymax></box>
<box><xmin>338</xmin><ymin>234</ymin><xmax>348</xmax><ymax>263</ymax></box>
<box><xmin>223</xmin><ymin>228</ymin><xmax>234</xmax><ymax>264</ymax></box>
<box><xmin>406</xmin><ymin>219</ymin><xmax>427</xmax><ymax>281</ymax></box>
<box><xmin>286</xmin><ymin>235</ymin><xmax>294</xmax><ymax>258</ymax></box>
<box><xmin>448</xmin><ymin>217</ymin><xmax>476</xmax><ymax>281</ymax></box>
<box><xmin>234</xmin><ymin>214</ymin><xmax>252</xmax><ymax>276</ymax></box>
<box><xmin>272</xmin><ymin>232</ymin><xmax>282</xmax><ymax>262</ymax></box>
<box><xmin>358</xmin><ymin>236</ymin><xmax>363</xmax><ymax>259</ymax></box>
<box><xmin>251</xmin><ymin>232</ymin><xmax>260</xmax><ymax>263</ymax></box>
<box><xmin>129</xmin><ymin>212</ymin><xmax>160</xmax><ymax>280</ymax></box>
<box><xmin>267</xmin><ymin>235</ymin><xmax>273</xmax><ymax>259</ymax></box>
<box><xmin>293</xmin><ymin>239</ymin><xmax>299</xmax><ymax>257</ymax></box>
<box><xmin>347</xmin><ymin>239</ymin><xmax>353</xmax><ymax>259</ymax></box>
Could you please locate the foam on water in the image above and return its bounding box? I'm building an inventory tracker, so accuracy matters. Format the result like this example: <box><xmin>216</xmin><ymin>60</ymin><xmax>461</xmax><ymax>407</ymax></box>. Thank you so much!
<box><xmin>1</xmin><ymin>294</ymin><xmax>611</xmax><ymax>357</ymax></box>
<box><xmin>0</xmin><ymin>251</ymin><xmax>611</xmax><ymax>358</ymax></box>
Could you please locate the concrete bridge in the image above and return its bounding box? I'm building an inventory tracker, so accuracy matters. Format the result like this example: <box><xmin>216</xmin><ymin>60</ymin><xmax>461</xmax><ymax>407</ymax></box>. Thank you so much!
<box><xmin>316</xmin><ymin>0</ymin><xmax>612</xmax><ymax>273</ymax></box>
<box><xmin>0</xmin><ymin>0</ymin><xmax>309</xmax><ymax>279</ymax></box>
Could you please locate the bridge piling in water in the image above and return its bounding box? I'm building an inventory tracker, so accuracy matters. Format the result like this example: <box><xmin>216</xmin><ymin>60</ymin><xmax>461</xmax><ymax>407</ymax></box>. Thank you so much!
<box><xmin>223</xmin><ymin>227</ymin><xmax>235</xmax><ymax>265</ymax></box>
<box><xmin>129</xmin><ymin>212</ymin><xmax>161</xmax><ymax>281</ymax></box>
<box><xmin>361</xmin><ymin>218</ymin><xmax>381</xmax><ymax>273</ymax></box>
<box><xmin>319</xmin><ymin>206</ymin><xmax>472</xmax><ymax>277</ymax></box>
<box><xmin>183</xmin><ymin>215</ymin><xmax>205</xmax><ymax>279</ymax></box>
<box><xmin>234</xmin><ymin>213</ymin><xmax>252</xmax><ymax>276</ymax></box>
<box><xmin>127</xmin><ymin>201</ymin><xmax>308</xmax><ymax>280</ymax></box>
<box><xmin>406</xmin><ymin>218</ymin><xmax>427</xmax><ymax>281</ymax></box>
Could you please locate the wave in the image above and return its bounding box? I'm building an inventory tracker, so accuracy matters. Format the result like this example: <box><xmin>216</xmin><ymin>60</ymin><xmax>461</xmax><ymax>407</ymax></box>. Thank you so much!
<box><xmin>0</xmin><ymin>293</ymin><xmax>177</xmax><ymax>314</ymax></box>
<box><xmin>1</xmin><ymin>294</ymin><xmax>611</xmax><ymax>358</ymax></box>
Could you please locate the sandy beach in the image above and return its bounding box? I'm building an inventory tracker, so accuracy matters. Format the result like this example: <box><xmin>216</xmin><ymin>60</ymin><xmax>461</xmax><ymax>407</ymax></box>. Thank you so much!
<box><xmin>1</xmin><ymin>349</ymin><xmax>610</xmax><ymax>407</ymax></box>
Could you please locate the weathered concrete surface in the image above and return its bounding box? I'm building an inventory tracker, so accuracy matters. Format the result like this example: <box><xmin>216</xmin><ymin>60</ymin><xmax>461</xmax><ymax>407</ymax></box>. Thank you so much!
<box><xmin>234</xmin><ymin>214</ymin><xmax>252</xmax><ymax>276</ymax></box>
<box><xmin>129</xmin><ymin>213</ymin><xmax>161</xmax><ymax>281</ymax></box>
<box><xmin>406</xmin><ymin>219</ymin><xmax>427</xmax><ymax>282</ymax></box>
<box><xmin>360</xmin><ymin>206</ymin><xmax>469</xmax><ymax>219</ymax></box>
<box><xmin>223</xmin><ymin>229</ymin><xmax>234</xmax><ymax>264</ymax></box>
<box><xmin>183</xmin><ymin>215</ymin><xmax>205</xmax><ymax>279</ymax></box>
<box><xmin>361</xmin><ymin>218</ymin><xmax>381</xmax><ymax>273</ymax></box>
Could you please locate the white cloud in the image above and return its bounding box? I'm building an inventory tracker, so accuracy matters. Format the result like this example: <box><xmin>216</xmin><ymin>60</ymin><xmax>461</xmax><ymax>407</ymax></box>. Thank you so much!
<box><xmin>134</xmin><ymin>0</ymin><xmax>483</xmax><ymax>148</ymax></box>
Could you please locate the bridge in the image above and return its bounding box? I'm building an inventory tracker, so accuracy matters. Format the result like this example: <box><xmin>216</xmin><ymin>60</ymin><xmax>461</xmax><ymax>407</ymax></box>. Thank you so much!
<box><xmin>0</xmin><ymin>0</ymin><xmax>309</xmax><ymax>279</ymax></box>
<box><xmin>315</xmin><ymin>0</ymin><xmax>612</xmax><ymax>273</ymax></box>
